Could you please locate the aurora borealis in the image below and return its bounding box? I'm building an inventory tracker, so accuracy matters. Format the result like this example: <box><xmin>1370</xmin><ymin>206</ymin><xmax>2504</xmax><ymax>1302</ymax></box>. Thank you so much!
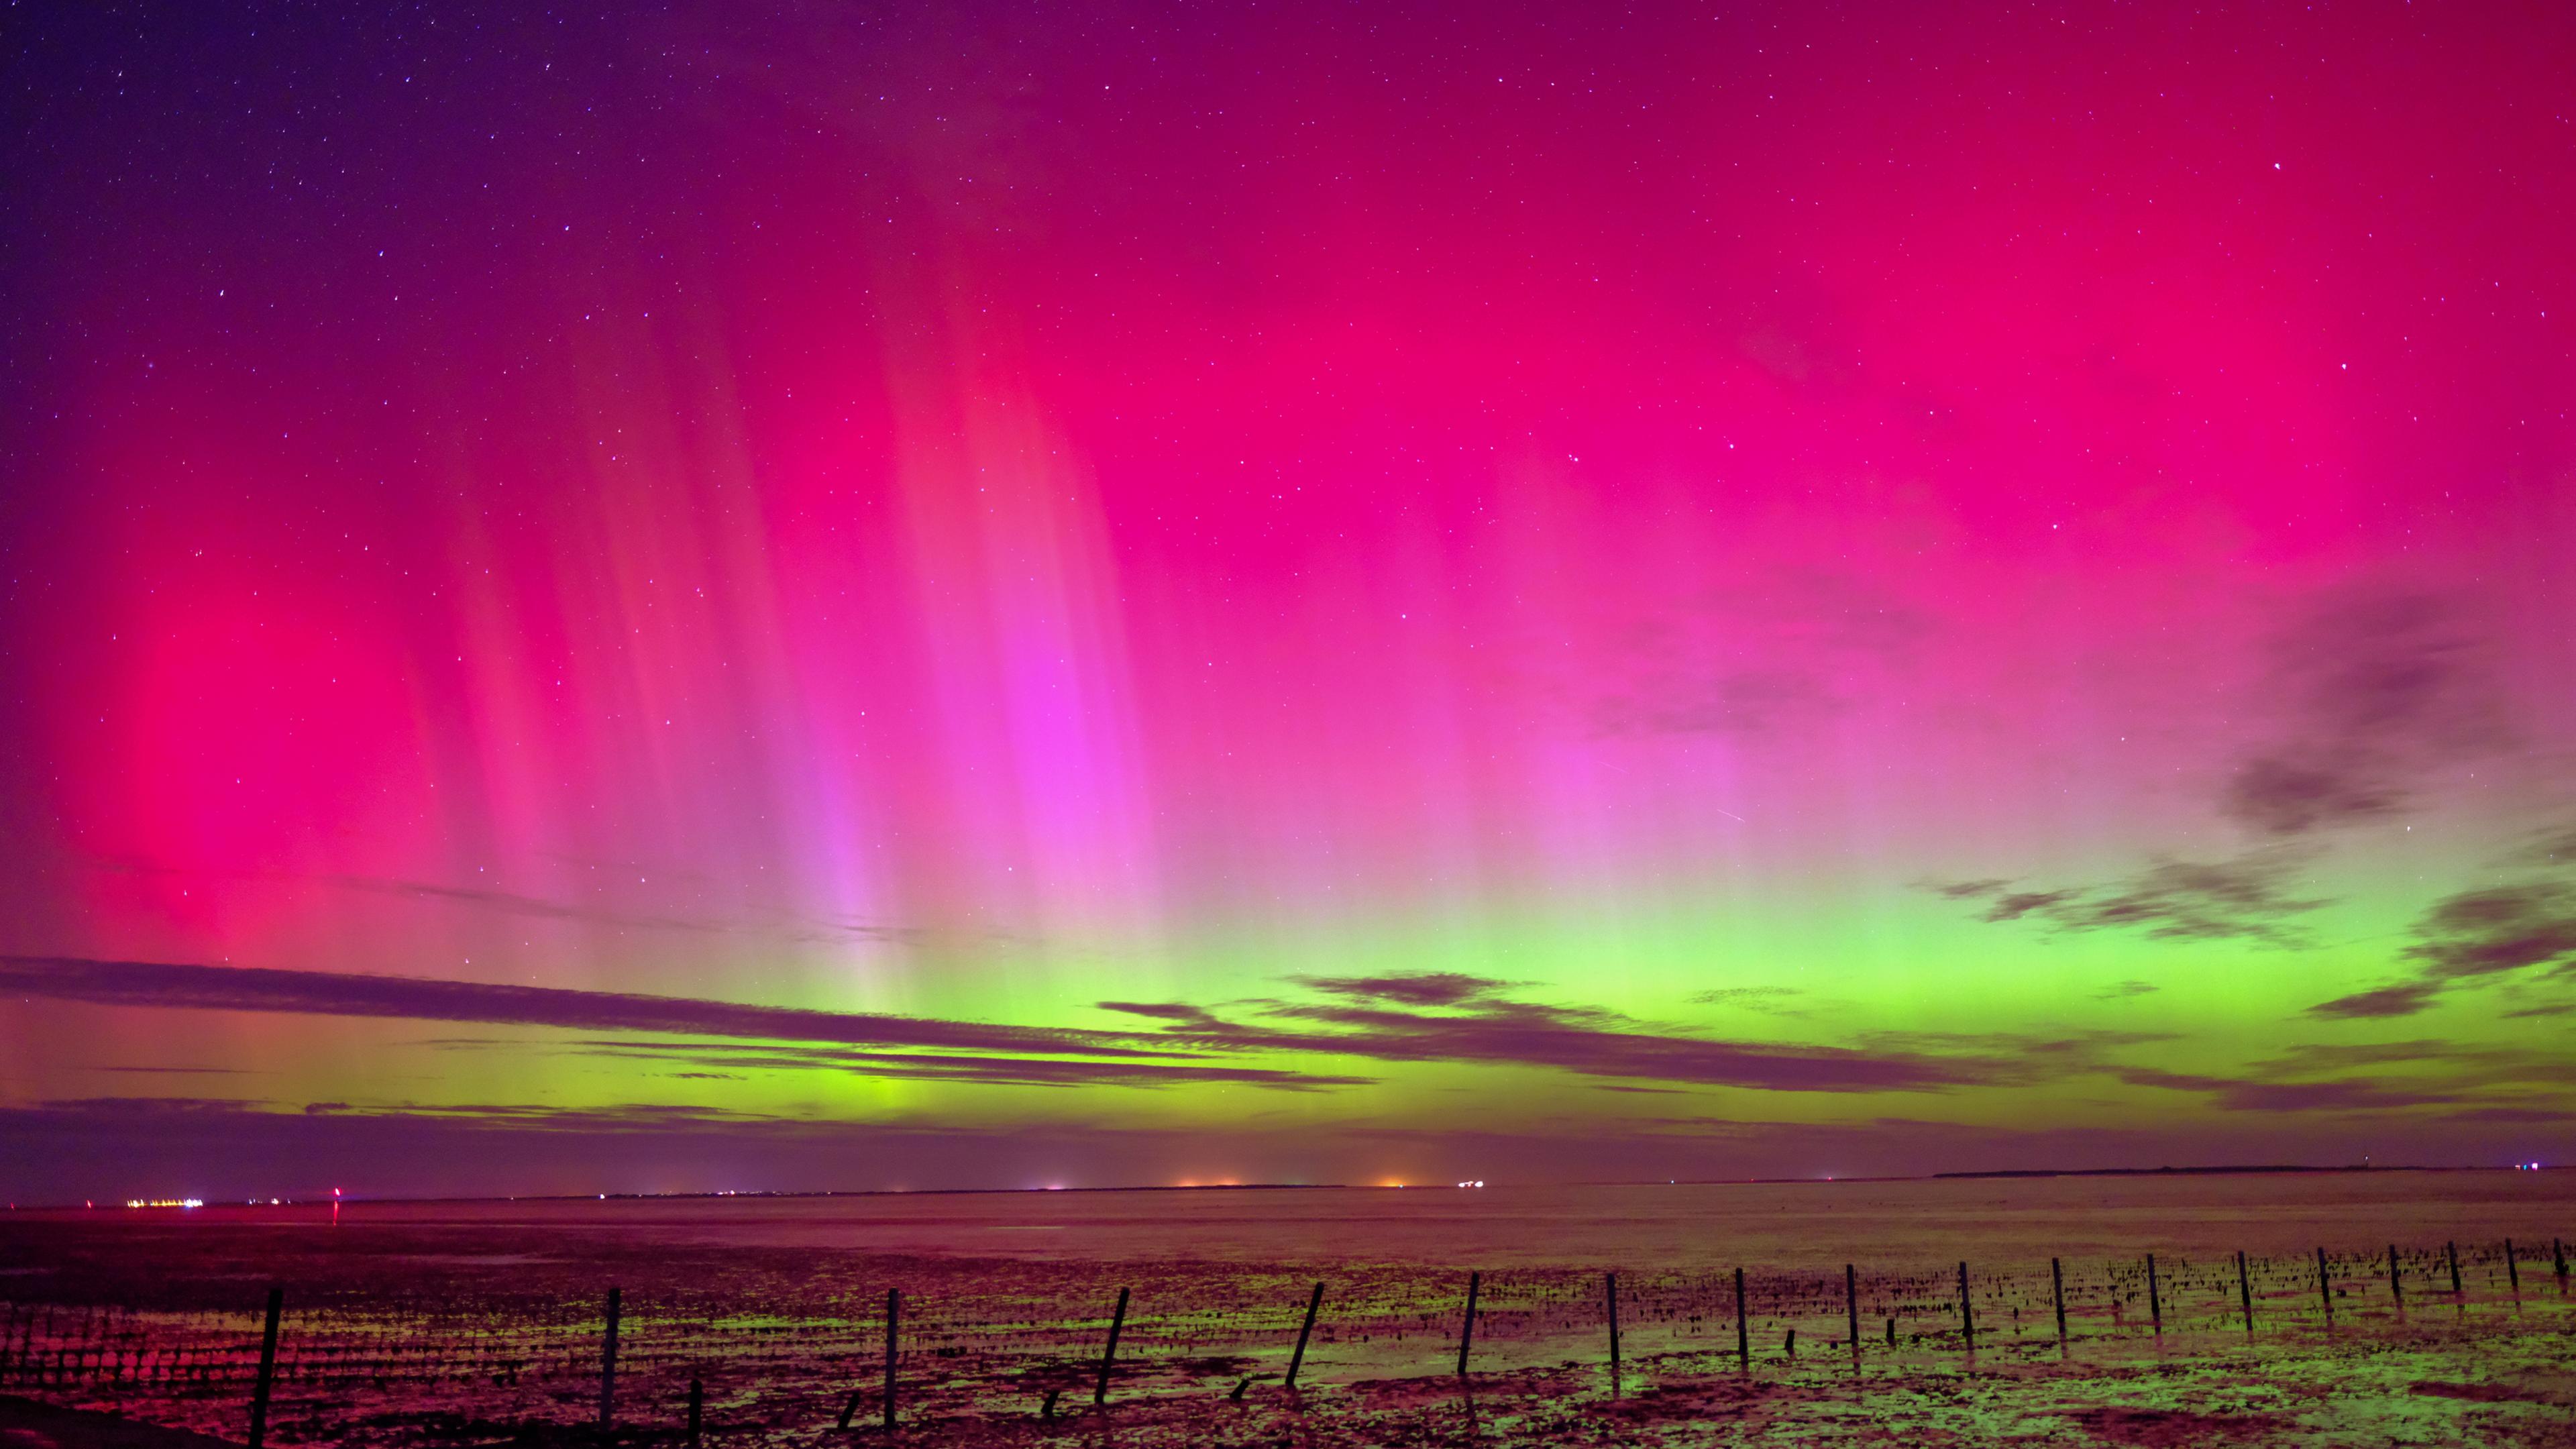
<box><xmin>3</xmin><ymin>1</ymin><xmax>2573</xmax><ymax>1201</ymax></box>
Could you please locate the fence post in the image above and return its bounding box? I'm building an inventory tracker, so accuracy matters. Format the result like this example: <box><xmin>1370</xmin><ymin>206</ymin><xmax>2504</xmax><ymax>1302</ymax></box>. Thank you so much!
<box><xmin>2446</xmin><ymin>1241</ymin><xmax>2462</xmax><ymax>1297</ymax></box>
<box><xmin>598</xmin><ymin>1287</ymin><xmax>621</xmax><ymax>1429</ymax></box>
<box><xmin>1956</xmin><ymin>1262</ymin><xmax>1974</xmax><ymax>1352</ymax></box>
<box><xmin>1094</xmin><ymin>1287</ymin><xmax>1128</xmax><ymax>1407</ymax></box>
<box><xmin>2555</xmin><ymin>1238</ymin><xmax>2567</xmax><ymax>1284</ymax></box>
<box><xmin>1456</xmin><ymin>1272</ymin><xmax>1479</xmax><ymax>1377</ymax></box>
<box><xmin>2145</xmin><ymin>1254</ymin><xmax>2161</xmax><ymax>1334</ymax></box>
<box><xmin>2504</xmin><ymin>1239</ymin><xmax>2520</xmax><ymax>1295</ymax></box>
<box><xmin>2316</xmin><ymin>1248</ymin><xmax>2332</xmax><ymax>1324</ymax></box>
<box><xmin>1286</xmin><ymin>1282</ymin><xmax>1323</xmax><ymax>1389</ymax></box>
<box><xmin>2388</xmin><ymin>1244</ymin><xmax>2403</xmax><ymax>1310</ymax></box>
<box><xmin>2235</xmin><ymin>1252</ymin><xmax>2253</xmax><ymax>1334</ymax></box>
<box><xmin>1845</xmin><ymin>1264</ymin><xmax>1860</xmax><ymax>1360</ymax></box>
<box><xmin>1734</xmin><ymin>1267</ymin><xmax>1749</xmax><ymax>1372</ymax></box>
<box><xmin>246</xmin><ymin>1287</ymin><xmax>282</xmax><ymax>1449</ymax></box>
<box><xmin>686</xmin><ymin>1377</ymin><xmax>702</xmax><ymax>1448</ymax></box>
<box><xmin>834</xmin><ymin>1289</ymin><xmax>898</xmax><ymax>1430</ymax></box>
<box><xmin>1605</xmin><ymin>1272</ymin><xmax>1620</xmax><ymax>1387</ymax></box>
<box><xmin>2050</xmin><ymin>1258</ymin><xmax>2067</xmax><ymax>1347</ymax></box>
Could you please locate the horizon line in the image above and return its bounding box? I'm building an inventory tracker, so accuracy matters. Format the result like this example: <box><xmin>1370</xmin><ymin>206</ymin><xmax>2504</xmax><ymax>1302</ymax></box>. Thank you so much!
<box><xmin>14</xmin><ymin>1160</ymin><xmax>2559</xmax><ymax>1213</ymax></box>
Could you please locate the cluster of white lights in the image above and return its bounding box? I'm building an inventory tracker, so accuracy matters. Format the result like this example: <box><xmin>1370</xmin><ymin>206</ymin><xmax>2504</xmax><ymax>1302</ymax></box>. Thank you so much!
<box><xmin>125</xmin><ymin>1198</ymin><xmax>204</xmax><ymax>1209</ymax></box>
<box><xmin>1454</xmin><ymin>1179</ymin><xmax>1485</xmax><ymax>1188</ymax></box>
<box><xmin>2514</xmin><ymin>1161</ymin><xmax>2545</xmax><ymax>1171</ymax></box>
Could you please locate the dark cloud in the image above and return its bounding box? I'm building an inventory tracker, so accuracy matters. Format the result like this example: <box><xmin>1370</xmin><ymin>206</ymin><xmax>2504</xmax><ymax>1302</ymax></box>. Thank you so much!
<box><xmin>2302</xmin><ymin>879</ymin><xmax>2576</xmax><ymax>1018</ymax></box>
<box><xmin>1852</xmin><ymin>1030</ymin><xmax>2176</xmax><ymax>1087</ymax></box>
<box><xmin>1290</xmin><ymin>973</ymin><xmax>1507</xmax><ymax>1008</ymax></box>
<box><xmin>1978</xmin><ymin>889</ymin><xmax>2080</xmax><ymax>922</ymax></box>
<box><xmin>1117</xmin><ymin>980</ymin><xmax>2004</xmax><ymax>1094</ymax></box>
<box><xmin>0</xmin><ymin>954</ymin><xmax>1155</xmax><ymax>1058</ymax></box>
<box><xmin>2221</xmin><ymin>755</ymin><xmax>2400</xmax><ymax>835</ymax></box>
<box><xmin>2116</xmin><ymin>1037</ymin><xmax>2572</xmax><ymax>1117</ymax></box>
<box><xmin>1588</xmin><ymin>570</ymin><xmax>1930</xmax><ymax>739</ymax></box>
<box><xmin>1935</xmin><ymin>590</ymin><xmax>2520</xmax><ymax>983</ymax></box>
<box><xmin>2306</xmin><ymin>982</ymin><xmax>2441</xmax><ymax>1019</ymax></box>
<box><xmin>1688</xmin><ymin>986</ymin><xmax>1807</xmax><ymax>1014</ymax></box>
<box><xmin>2221</xmin><ymin>589</ymin><xmax>2503</xmax><ymax>837</ymax></box>
<box><xmin>2112</xmin><ymin>1068</ymin><xmax>2461</xmax><ymax>1114</ymax></box>
<box><xmin>2405</xmin><ymin>883</ymin><xmax>2576</xmax><ymax>980</ymax></box>
<box><xmin>1929</xmin><ymin>849</ymin><xmax>2320</xmax><ymax>947</ymax></box>
<box><xmin>555</xmin><ymin>1039</ymin><xmax>1371</xmax><ymax>1091</ymax></box>
<box><xmin>2516</xmin><ymin>823</ymin><xmax>2576</xmax><ymax>866</ymax></box>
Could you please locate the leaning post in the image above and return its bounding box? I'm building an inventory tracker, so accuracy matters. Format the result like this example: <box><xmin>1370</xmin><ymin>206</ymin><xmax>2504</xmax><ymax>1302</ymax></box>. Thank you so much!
<box><xmin>246</xmin><ymin>1287</ymin><xmax>283</xmax><ymax>1449</ymax></box>
<box><xmin>1456</xmin><ymin>1272</ymin><xmax>1479</xmax><ymax>1377</ymax></box>
<box><xmin>1286</xmin><ymin>1281</ymin><xmax>1323</xmax><ymax>1389</ymax></box>
<box><xmin>1093</xmin><ymin>1287</ymin><xmax>1128</xmax><ymax>1407</ymax></box>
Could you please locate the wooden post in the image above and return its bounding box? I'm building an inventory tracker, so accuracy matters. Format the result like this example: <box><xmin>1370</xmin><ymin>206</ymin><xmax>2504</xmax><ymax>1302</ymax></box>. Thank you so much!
<box><xmin>1456</xmin><ymin>1272</ymin><xmax>1479</xmax><ymax>1377</ymax></box>
<box><xmin>246</xmin><ymin>1287</ymin><xmax>282</xmax><ymax>1449</ymax></box>
<box><xmin>1604</xmin><ymin>1272</ymin><xmax>1620</xmax><ymax>1384</ymax></box>
<box><xmin>835</xmin><ymin>1289</ymin><xmax>898</xmax><ymax>1430</ymax></box>
<box><xmin>2446</xmin><ymin>1241</ymin><xmax>2461</xmax><ymax>1297</ymax></box>
<box><xmin>598</xmin><ymin>1287</ymin><xmax>621</xmax><ymax>1429</ymax></box>
<box><xmin>2388</xmin><ymin>1244</ymin><xmax>2403</xmax><ymax>1309</ymax></box>
<box><xmin>2554</xmin><ymin>1238</ymin><xmax>2567</xmax><ymax>1283</ymax></box>
<box><xmin>2145</xmin><ymin>1254</ymin><xmax>2162</xmax><ymax>1333</ymax></box>
<box><xmin>1733</xmin><ymin>1267</ymin><xmax>1749</xmax><ymax>1371</ymax></box>
<box><xmin>2235</xmin><ymin>1251</ymin><xmax>2253</xmax><ymax>1334</ymax></box>
<box><xmin>1845</xmin><ymin>1264</ymin><xmax>1860</xmax><ymax>1358</ymax></box>
<box><xmin>2050</xmin><ymin>1258</ymin><xmax>2067</xmax><ymax>1346</ymax></box>
<box><xmin>2504</xmin><ymin>1239</ymin><xmax>2520</xmax><ymax>1293</ymax></box>
<box><xmin>1286</xmin><ymin>1281</ymin><xmax>1323</xmax><ymax>1389</ymax></box>
<box><xmin>2315</xmin><ymin>1247</ymin><xmax>2332</xmax><ymax>1324</ymax></box>
<box><xmin>686</xmin><ymin>1377</ymin><xmax>702</xmax><ymax>1448</ymax></box>
<box><xmin>883</xmin><ymin>1288</ymin><xmax>898</xmax><ymax>1433</ymax></box>
<box><xmin>1956</xmin><ymin>1262</ymin><xmax>1974</xmax><ymax>1352</ymax></box>
<box><xmin>1094</xmin><ymin>1286</ymin><xmax>1127</xmax><ymax>1407</ymax></box>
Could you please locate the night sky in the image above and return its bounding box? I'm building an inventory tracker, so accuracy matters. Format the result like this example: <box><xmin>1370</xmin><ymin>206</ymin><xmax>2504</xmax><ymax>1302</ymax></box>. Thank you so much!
<box><xmin>4</xmin><ymin>2</ymin><xmax>2574</xmax><ymax>1201</ymax></box>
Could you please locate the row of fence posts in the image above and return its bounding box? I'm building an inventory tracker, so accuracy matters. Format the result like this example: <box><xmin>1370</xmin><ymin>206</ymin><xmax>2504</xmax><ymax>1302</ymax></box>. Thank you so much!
<box><xmin>199</xmin><ymin>1238</ymin><xmax>2569</xmax><ymax>1440</ymax></box>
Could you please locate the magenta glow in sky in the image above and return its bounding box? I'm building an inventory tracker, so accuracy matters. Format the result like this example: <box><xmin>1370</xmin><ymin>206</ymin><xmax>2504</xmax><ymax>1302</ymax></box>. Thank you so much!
<box><xmin>3</xmin><ymin>1</ymin><xmax>2573</xmax><ymax>1199</ymax></box>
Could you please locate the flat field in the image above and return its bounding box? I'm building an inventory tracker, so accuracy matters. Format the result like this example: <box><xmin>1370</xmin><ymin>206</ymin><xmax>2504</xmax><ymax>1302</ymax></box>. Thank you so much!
<box><xmin>2</xmin><ymin>1173</ymin><xmax>2571</xmax><ymax>1446</ymax></box>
